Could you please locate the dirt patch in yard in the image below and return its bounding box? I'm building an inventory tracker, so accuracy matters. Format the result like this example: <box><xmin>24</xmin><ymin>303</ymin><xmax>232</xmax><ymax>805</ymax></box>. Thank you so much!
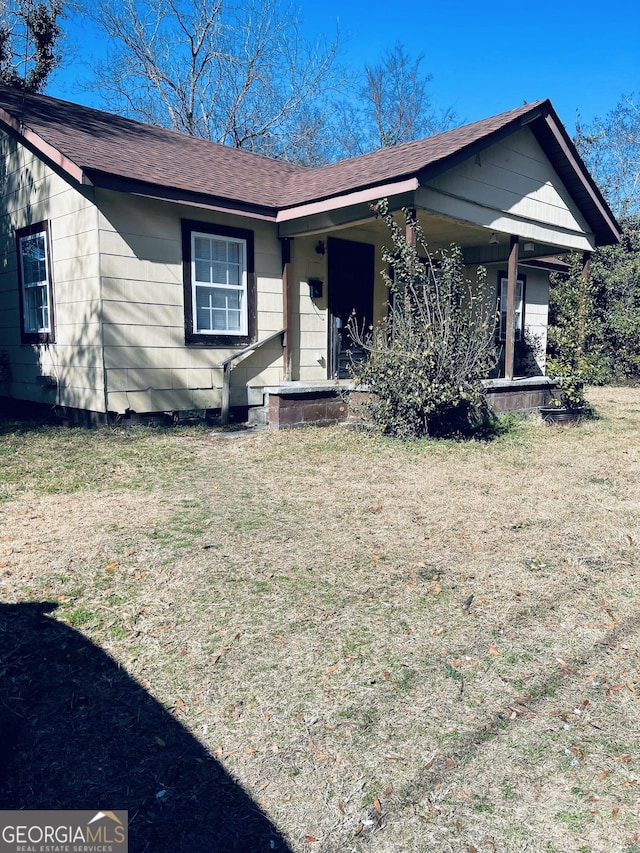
<box><xmin>0</xmin><ymin>387</ymin><xmax>639</xmax><ymax>853</ymax></box>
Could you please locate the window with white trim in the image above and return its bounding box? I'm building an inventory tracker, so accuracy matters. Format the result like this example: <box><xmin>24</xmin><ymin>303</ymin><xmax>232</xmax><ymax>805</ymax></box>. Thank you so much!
<box><xmin>16</xmin><ymin>221</ymin><xmax>55</xmax><ymax>343</ymax></box>
<box><xmin>182</xmin><ymin>220</ymin><xmax>254</xmax><ymax>346</ymax></box>
<box><xmin>498</xmin><ymin>272</ymin><xmax>525</xmax><ymax>342</ymax></box>
<box><xmin>192</xmin><ymin>232</ymin><xmax>247</xmax><ymax>335</ymax></box>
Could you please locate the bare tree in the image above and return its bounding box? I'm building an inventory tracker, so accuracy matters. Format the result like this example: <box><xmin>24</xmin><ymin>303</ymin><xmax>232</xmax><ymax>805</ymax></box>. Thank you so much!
<box><xmin>0</xmin><ymin>0</ymin><xmax>63</xmax><ymax>92</ymax></box>
<box><xmin>575</xmin><ymin>94</ymin><xmax>640</xmax><ymax>217</ymax></box>
<box><xmin>88</xmin><ymin>0</ymin><xmax>342</xmax><ymax>163</ymax></box>
<box><xmin>336</xmin><ymin>42</ymin><xmax>457</xmax><ymax>158</ymax></box>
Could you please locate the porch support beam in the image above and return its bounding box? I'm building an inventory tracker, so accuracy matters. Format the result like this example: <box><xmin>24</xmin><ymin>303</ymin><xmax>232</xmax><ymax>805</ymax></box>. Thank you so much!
<box><xmin>281</xmin><ymin>237</ymin><xmax>293</xmax><ymax>381</ymax></box>
<box><xmin>504</xmin><ymin>235</ymin><xmax>519</xmax><ymax>380</ymax></box>
<box><xmin>405</xmin><ymin>207</ymin><xmax>417</xmax><ymax>249</ymax></box>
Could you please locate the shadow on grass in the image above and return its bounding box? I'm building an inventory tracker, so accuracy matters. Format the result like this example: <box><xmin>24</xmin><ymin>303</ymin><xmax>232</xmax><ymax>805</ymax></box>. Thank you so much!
<box><xmin>0</xmin><ymin>602</ymin><xmax>292</xmax><ymax>853</ymax></box>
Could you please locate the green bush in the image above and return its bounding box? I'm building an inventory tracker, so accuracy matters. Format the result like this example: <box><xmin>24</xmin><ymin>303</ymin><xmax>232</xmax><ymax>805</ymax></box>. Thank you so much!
<box><xmin>547</xmin><ymin>254</ymin><xmax>609</xmax><ymax>388</ymax></box>
<box><xmin>593</xmin><ymin>217</ymin><xmax>640</xmax><ymax>382</ymax></box>
<box><xmin>548</xmin><ymin>217</ymin><xmax>640</xmax><ymax>385</ymax></box>
<box><xmin>348</xmin><ymin>201</ymin><xmax>497</xmax><ymax>439</ymax></box>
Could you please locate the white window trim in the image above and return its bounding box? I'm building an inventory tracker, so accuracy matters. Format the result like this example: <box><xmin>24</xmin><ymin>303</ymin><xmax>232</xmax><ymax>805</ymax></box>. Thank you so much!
<box><xmin>191</xmin><ymin>231</ymin><xmax>248</xmax><ymax>337</ymax></box>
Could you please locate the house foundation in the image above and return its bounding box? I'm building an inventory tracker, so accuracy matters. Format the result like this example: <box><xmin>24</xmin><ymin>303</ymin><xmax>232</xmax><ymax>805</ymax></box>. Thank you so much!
<box><xmin>1</xmin><ymin>378</ymin><xmax>557</xmax><ymax>431</ymax></box>
<box><xmin>482</xmin><ymin>376</ymin><xmax>556</xmax><ymax>413</ymax></box>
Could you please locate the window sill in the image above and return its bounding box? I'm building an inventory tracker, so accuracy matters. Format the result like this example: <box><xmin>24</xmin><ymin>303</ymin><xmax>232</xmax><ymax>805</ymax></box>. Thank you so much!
<box><xmin>186</xmin><ymin>333</ymin><xmax>252</xmax><ymax>348</ymax></box>
<box><xmin>21</xmin><ymin>332</ymin><xmax>55</xmax><ymax>345</ymax></box>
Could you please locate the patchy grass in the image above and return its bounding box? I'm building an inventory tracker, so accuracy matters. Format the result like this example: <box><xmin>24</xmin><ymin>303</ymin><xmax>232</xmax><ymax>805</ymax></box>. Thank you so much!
<box><xmin>0</xmin><ymin>419</ymin><xmax>205</xmax><ymax>499</ymax></box>
<box><xmin>0</xmin><ymin>387</ymin><xmax>639</xmax><ymax>853</ymax></box>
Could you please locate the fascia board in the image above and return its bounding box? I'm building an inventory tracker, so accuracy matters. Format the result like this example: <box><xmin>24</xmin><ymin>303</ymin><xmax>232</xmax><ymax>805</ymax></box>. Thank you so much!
<box><xmin>0</xmin><ymin>105</ymin><xmax>85</xmax><ymax>184</ymax></box>
<box><xmin>276</xmin><ymin>177</ymin><xmax>420</xmax><ymax>223</ymax></box>
<box><xmin>541</xmin><ymin>113</ymin><xmax>621</xmax><ymax>244</ymax></box>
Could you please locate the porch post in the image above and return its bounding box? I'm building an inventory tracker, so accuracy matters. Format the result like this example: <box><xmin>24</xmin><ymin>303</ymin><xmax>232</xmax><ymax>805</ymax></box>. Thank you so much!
<box><xmin>504</xmin><ymin>235</ymin><xmax>519</xmax><ymax>380</ymax></box>
<box><xmin>404</xmin><ymin>208</ymin><xmax>418</xmax><ymax>292</ymax></box>
<box><xmin>281</xmin><ymin>238</ymin><xmax>292</xmax><ymax>381</ymax></box>
<box><xmin>405</xmin><ymin>208</ymin><xmax>417</xmax><ymax>250</ymax></box>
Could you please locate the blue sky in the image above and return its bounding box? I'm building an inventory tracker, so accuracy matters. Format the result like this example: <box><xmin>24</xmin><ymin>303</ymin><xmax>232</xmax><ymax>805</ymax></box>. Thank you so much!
<box><xmin>49</xmin><ymin>0</ymin><xmax>639</xmax><ymax>135</ymax></box>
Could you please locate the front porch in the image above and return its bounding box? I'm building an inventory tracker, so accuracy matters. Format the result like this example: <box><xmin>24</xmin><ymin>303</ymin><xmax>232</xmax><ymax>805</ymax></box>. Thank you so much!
<box><xmin>233</xmin><ymin>102</ymin><xmax>619</xmax><ymax>432</ymax></box>
<box><xmin>253</xmin><ymin>377</ymin><xmax>557</xmax><ymax>430</ymax></box>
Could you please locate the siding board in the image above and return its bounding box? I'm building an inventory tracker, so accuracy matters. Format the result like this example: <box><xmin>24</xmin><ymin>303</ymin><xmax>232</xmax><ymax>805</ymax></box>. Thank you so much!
<box><xmin>97</xmin><ymin>193</ymin><xmax>284</xmax><ymax>411</ymax></box>
<box><xmin>0</xmin><ymin>129</ymin><xmax>102</xmax><ymax>410</ymax></box>
<box><xmin>424</xmin><ymin>127</ymin><xmax>593</xmax><ymax>248</ymax></box>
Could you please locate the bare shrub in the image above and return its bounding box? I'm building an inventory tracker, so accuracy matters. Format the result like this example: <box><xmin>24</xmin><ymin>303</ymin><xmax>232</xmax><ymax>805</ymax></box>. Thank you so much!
<box><xmin>349</xmin><ymin>201</ymin><xmax>497</xmax><ymax>438</ymax></box>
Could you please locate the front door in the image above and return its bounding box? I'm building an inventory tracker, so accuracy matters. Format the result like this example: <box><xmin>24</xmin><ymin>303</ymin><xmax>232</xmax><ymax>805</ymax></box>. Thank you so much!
<box><xmin>327</xmin><ymin>237</ymin><xmax>375</xmax><ymax>379</ymax></box>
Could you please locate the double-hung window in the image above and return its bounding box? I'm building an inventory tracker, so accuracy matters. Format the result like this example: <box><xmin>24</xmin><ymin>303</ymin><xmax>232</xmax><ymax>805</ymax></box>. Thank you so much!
<box><xmin>183</xmin><ymin>221</ymin><xmax>254</xmax><ymax>345</ymax></box>
<box><xmin>193</xmin><ymin>232</ymin><xmax>246</xmax><ymax>335</ymax></box>
<box><xmin>17</xmin><ymin>221</ymin><xmax>55</xmax><ymax>343</ymax></box>
<box><xmin>498</xmin><ymin>272</ymin><xmax>525</xmax><ymax>342</ymax></box>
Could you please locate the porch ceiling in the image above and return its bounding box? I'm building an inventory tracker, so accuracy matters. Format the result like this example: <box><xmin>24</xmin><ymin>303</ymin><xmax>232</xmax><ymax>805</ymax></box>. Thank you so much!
<box><xmin>413</xmin><ymin>211</ymin><xmax>571</xmax><ymax>263</ymax></box>
<box><xmin>283</xmin><ymin>204</ymin><xmax>570</xmax><ymax>265</ymax></box>
<box><xmin>340</xmin><ymin>208</ymin><xmax>491</xmax><ymax>249</ymax></box>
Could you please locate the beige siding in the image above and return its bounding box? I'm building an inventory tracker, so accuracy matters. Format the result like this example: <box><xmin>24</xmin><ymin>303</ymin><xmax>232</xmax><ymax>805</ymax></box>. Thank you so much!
<box><xmin>521</xmin><ymin>266</ymin><xmax>550</xmax><ymax>372</ymax></box>
<box><xmin>419</xmin><ymin>127</ymin><xmax>596</xmax><ymax>251</ymax></box>
<box><xmin>97</xmin><ymin>191</ymin><xmax>284</xmax><ymax>412</ymax></box>
<box><xmin>0</xmin><ymin>130</ymin><xmax>103</xmax><ymax>411</ymax></box>
<box><xmin>295</xmin><ymin>235</ymin><xmax>328</xmax><ymax>380</ymax></box>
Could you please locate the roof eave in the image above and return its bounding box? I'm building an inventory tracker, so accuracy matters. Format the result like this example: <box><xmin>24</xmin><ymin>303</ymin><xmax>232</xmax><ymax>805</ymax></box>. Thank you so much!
<box><xmin>0</xmin><ymin>104</ymin><xmax>85</xmax><ymax>184</ymax></box>
<box><xmin>276</xmin><ymin>176</ymin><xmax>420</xmax><ymax>223</ymax></box>
<box><xmin>83</xmin><ymin>170</ymin><xmax>280</xmax><ymax>221</ymax></box>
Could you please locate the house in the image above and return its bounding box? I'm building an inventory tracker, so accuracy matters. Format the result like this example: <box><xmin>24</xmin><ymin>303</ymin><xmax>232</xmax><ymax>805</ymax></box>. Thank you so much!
<box><xmin>0</xmin><ymin>87</ymin><xmax>620</xmax><ymax>427</ymax></box>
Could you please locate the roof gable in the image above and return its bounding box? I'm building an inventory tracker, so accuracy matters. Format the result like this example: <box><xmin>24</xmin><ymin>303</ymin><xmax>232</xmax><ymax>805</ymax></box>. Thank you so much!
<box><xmin>422</xmin><ymin>126</ymin><xmax>594</xmax><ymax>250</ymax></box>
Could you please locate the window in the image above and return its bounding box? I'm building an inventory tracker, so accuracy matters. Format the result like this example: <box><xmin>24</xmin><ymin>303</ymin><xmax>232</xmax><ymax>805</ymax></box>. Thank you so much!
<box><xmin>193</xmin><ymin>233</ymin><xmax>246</xmax><ymax>334</ymax></box>
<box><xmin>498</xmin><ymin>271</ymin><xmax>525</xmax><ymax>342</ymax></box>
<box><xmin>182</xmin><ymin>220</ymin><xmax>254</xmax><ymax>345</ymax></box>
<box><xmin>16</xmin><ymin>221</ymin><xmax>55</xmax><ymax>343</ymax></box>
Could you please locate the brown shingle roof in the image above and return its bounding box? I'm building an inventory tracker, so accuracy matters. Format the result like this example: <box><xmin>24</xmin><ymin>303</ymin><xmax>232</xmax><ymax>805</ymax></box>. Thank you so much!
<box><xmin>0</xmin><ymin>86</ymin><xmax>545</xmax><ymax>211</ymax></box>
<box><xmin>0</xmin><ymin>86</ymin><xmax>303</xmax><ymax>210</ymax></box>
<box><xmin>278</xmin><ymin>101</ymin><xmax>549</xmax><ymax>207</ymax></box>
<box><xmin>0</xmin><ymin>86</ymin><xmax>619</xmax><ymax>244</ymax></box>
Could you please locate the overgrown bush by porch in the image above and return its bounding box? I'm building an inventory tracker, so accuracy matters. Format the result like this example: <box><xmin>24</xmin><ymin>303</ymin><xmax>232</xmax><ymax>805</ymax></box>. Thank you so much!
<box><xmin>348</xmin><ymin>201</ymin><xmax>497</xmax><ymax>439</ymax></box>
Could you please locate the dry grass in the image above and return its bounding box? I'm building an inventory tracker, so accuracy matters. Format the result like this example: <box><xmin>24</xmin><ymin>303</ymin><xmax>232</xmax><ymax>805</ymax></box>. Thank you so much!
<box><xmin>1</xmin><ymin>387</ymin><xmax>639</xmax><ymax>853</ymax></box>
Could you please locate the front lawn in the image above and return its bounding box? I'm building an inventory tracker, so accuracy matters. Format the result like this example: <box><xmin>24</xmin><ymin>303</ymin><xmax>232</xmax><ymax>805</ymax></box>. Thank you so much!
<box><xmin>0</xmin><ymin>387</ymin><xmax>638</xmax><ymax>852</ymax></box>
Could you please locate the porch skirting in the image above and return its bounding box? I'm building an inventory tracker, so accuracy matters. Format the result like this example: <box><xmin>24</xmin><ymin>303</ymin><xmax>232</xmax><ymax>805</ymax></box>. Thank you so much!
<box><xmin>482</xmin><ymin>376</ymin><xmax>556</xmax><ymax>413</ymax></box>
<box><xmin>4</xmin><ymin>378</ymin><xmax>556</xmax><ymax>430</ymax></box>
<box><xmin>261</xmin><ymin>377</ymin><xmax>556</xmax><ymax>429</ymax></box>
